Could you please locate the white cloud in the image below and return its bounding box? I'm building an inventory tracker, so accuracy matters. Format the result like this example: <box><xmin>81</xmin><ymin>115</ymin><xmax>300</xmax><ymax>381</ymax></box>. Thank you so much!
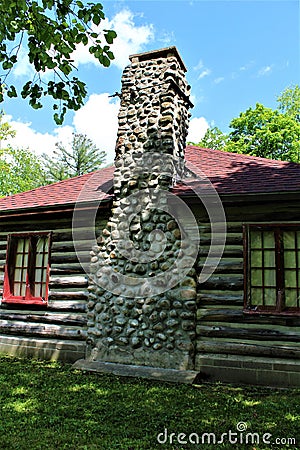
<box><xmin>72</xmin><ymin>93</ymin><xmax>120</xmax><ymax>163</ymax></box>
<box><xmin>187</xmin><ymin>117</ymin><xmax>209</xmax><ymax>143</ymax></box>
<box><xmin>239</xmin><ymin>61</ymin><xmax>255</xmax><ymax>72</ymax></box>
<box><xmin>12</xmin><ymin>46</ymin><xmax>34</xmax><ymax>78</ymax></box>
<box><xmin>213</xmin><ymin>77</ymin><xmax>224</xmax><ymax>84</ymax></box>
<box><xmin>4</xmin><ymin>116</ymin><xmax>59</xmax><ymax>157</ymax></box>
<box><xmin>73</xmin><ymin>9</ymin><xmax>154</xmax><ymax>70</ymax></box>
<box><xmin>193</xmin><ymin>59</ymin><xmax>204</xmax><ymax>71</ymax></box>
<box><xmin>257</xmin><ymin>65</ymin><xmax>273</xmax><ymax>77</ymax></box>
<box><xmin>4</xmin><ymin>93</ymin><xmax>120</xmax><ymax>164</ymax></box>
<box><xmin>108</xmin><ymin>10</ymin><xmax>154</xmax><ymax>69</ymax></box>
<box><xmin>198</xmin><ymin>69</ymin><xmax>211</xmax><ymax>80</ymax></box>
<box><xmin>193</xmin><ymin>60</ymin><xmax>211</xmax><ymax>80</ymax></box>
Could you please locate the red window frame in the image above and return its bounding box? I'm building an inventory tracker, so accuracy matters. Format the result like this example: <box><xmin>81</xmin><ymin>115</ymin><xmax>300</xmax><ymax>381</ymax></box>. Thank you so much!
<box><xmin>244</xmin><ymin>224</ymin><xmax>300</xmax><ymax>316</ymax></box>
<box><xmin>3</xmin><ymin>232</ymin><xmax>51</xmax><ymax>306</ymax></box>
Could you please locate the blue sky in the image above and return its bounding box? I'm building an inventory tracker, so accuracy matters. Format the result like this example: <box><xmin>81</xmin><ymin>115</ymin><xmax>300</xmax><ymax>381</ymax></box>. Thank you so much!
<box><xmin>3</xmin><ymin>0</ymin><xmax>300</xmax><ymax>163</ymax></box>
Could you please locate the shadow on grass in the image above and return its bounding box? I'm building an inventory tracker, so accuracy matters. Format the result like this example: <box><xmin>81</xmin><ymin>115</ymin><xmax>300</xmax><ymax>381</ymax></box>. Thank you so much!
<box><xmin>0</xmin><ymin>355</ymin><xmax>299</xmax><ymax>449</ymax></box>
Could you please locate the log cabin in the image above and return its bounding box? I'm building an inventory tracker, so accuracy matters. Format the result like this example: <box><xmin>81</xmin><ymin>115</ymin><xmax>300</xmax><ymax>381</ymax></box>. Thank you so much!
<box><xmin>0</xmin><ymin>47</ymin><xmax>299</xmax><ymax>386</ymax></box>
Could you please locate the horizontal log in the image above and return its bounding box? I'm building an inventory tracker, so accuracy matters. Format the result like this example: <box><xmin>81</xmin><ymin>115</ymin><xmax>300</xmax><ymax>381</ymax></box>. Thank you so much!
<box><xmin>224</xmin><ymin>204</ymin><xmax>300</xmax><ymax>221</ymax></box>
<box><xmin>51</xmin><ymin>240</ymin><xmax>95</xmax><ymax>252</ymax></box>
<box><xmin>197</xmin><ymin>308</ymin><xmax>242</xmax><ymax>322</ymax></box>
<box><xmin>48</xmin><ymin>301</ymin><xmax>87</xmax><ymax>312</ymax></box>
<box><xmin>197</xmin><ymin>223</ymin><xmax>243</xmax><ymax>234</ymax></box>
<box><xmin>197</xmin><ymin>308</ymin><xmax>300</xmax><ymax>326</ymax></box>
<box><xmin>197</xmin><ymin>259</ymin><xmax>243</xmax><ymax>274</ymax></box>
<box><xmin>200</xmin><ymin>236</ymin><xmax>243</xmax><ymax>246</ymax></box>
<box><xmin>197</xmin><ymin>291</ymin><xmax>244</xmax><ymax>306</ymax></box>
<box><xmin>49</xmin><ymin>290</ymin><xmax>88</xmax><ymax>300</ymax></box>
<box><xmin>0</xmin><ymin>319</ymin><xmax>87</xmax><ymax>340</ymax></box>
<box><xmin>50</xmin><ymin>264</ymin><xmax>87</xmax><ymax>274</ymax></box>
<box><xmin>0</xmin><ymin>312</ymin><xmax>87</xmax><ymax>326</ymax></box>
<box><xmin>51</xmin><ymin>252</ymin><xmax>91</xmax><ymax>264</ymax></box>
<box><xmin>199</xmin><ymin>246</ymin><xmax>243</xmax><ymax>258</ymax></box>
<box><xmin>201</xmin><ymin>275</ymin><xmax>244</xmax><ymax>291</ymax></box>
<box><xmin>197</xmin><ymin>324</ymin><xmax>300</xmax><ymax>342</ymax></box>
<box><xmin>52</xmin><ymin>230</ymin><xmax>100</xmax><ymax>242</ymax></box>
<box><xmin>196</xmin><ymin>340</ymin><xmax>300</xmax><ymax>359</ymax></box>
<box><xmin>49</xmin><ymin>276</ymin><xmax>88</xmax><ymax>288</ymax></box>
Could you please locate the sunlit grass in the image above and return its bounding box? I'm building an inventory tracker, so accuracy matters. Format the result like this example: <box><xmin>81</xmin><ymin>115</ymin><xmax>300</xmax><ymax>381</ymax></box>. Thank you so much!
<box><xmin>0</xmin><ymin>355</ymin><xmax>299</xmax><ymax>449</ymax></box>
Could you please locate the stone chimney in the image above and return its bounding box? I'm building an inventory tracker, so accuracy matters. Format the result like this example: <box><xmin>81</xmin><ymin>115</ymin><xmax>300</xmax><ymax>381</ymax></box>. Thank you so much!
<box><xmin>113</xmin><ymin>46</ymin><xmax>192</xmax><ymax>194</ymax></box>
<box><xmin>86</xmin><ymin>47</ymin><xmax>197</xmax><ymax>372</ymax></box>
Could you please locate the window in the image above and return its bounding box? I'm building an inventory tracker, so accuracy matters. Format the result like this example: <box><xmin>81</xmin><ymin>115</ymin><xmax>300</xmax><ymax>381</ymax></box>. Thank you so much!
<box><xmin>3</xmin><ymin>233</ymin><xmax>51</xmax><ymax>305</ymax></box>
<box><xmin>244</xmin><ymin>225</ymin><xmax>300</xmax><ymax>315</ymax></box>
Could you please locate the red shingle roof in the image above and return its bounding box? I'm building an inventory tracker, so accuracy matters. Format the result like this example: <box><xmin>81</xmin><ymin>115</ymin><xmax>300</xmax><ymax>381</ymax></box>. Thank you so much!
<box><xmin>179</xmin><ymin>146</ymin><xmax>300</xmax><ymax>195</ymax></box>
<box><xmin>0</xmin><ymin>165</ymin><xmax>114</xmax><ymax>212</ymax></box>
<box><xmin>0</xmin><ymin>146</ymin><xmax>299</xmax><ymax>213</ymax></box>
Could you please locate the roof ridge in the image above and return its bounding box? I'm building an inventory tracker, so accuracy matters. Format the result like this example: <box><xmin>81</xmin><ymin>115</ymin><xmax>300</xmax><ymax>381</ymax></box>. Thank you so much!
<box><xmin>186</xmin><ymin>145</ymin><xmax>300</xmax><ymax>167</ymax></box>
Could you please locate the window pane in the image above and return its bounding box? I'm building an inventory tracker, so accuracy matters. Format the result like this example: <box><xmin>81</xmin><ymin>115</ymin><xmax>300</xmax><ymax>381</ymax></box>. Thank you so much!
<box><xmin>35</xmin><ymin>268</ymin><xmax>42</xmax><ymax>284</ymax></box>
<box><xmin>251</xmin><ymin>231</ymin><xmax>262</xmax><ymax>248</ymax></box>
<box><xmin>285</xmin><ymin>289</ymin><xmax>299</xmax><ymax>307</ymax></box>
<box><xmin>16</xmin><ymin>252</ymin><xmax>25</xmax><ymax>268</ymax></box>
<box><xmin>285</xmin><ymin>270</ymin><xmax>297</xmax><ymax>288</ymax></box>
<box><xmin>14</xmin><ymin>238</ymin><xmax>29</xmax><ymax>297</ymax></box>
<box><xmin>251</xmin><ymin>288</ymin><xmax>262</xmax><ymax>305</ymax></box>
<box><xmin>283</xmin><ymin>231</ymin><xmax>296</xmax><ymax>249</ymax></box>
<box><xmin>264</xmin><ymin>288</ymin><xmax>276</xmax><ymax>306</ymax></box>
<box><xmin>34</xmin><ymin>236</ymin><xmax>49</xmax><ymax>298</ymax></box>
<box><xmin>36</xmin><ymin>237</ymin><xmax>47</xmax><ymax>267</ymax></box>
<box><xmin>251</xmin><ymin>250</ymin><xmax>262</xmax><ymax>266</ymax></box>
<box><xmin>251</xmin><ymin>269</ymin><xmax>262</xmax><ymax>286</ymax></box>
<box><xmin>297</xmin><ymin>232</ymin><xmax>300</xmax><ymax>249</ymax></box>
<box><xmin>264</xmin><ymin>269</ymin><xmax>276</xmax><ymax>287</ymax></box>
<box><xmin>264</xmin><ymin>250</ymin><xmax>275</xmax><ymax>267</ymax></box>
<box><xmin>34</xmin><ymin>282</ymin><xmax>46</xmax><ymax>298</ymax></box>
<box><xmin>14</xmin><ymin>282</ymin><xmax>26</xmax><ymax>297</ymax></box>
<box><xmin>14</xmin><ymin>265</ymin><xmax>23</xmax><ymax>284</ymax></box>
<box><xmin>284</xmin><ymin>250</ymin><xmax>296</xmax><ymax>268</ymax></box>
<box><xmin>263</xmin><ymin>231</ymin><xmax>275</xmax><ymax>248</ymax></box>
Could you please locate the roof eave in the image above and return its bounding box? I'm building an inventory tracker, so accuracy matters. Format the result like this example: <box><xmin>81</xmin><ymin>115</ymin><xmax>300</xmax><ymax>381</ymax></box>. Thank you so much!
<box><xmin>177</xmin><ymin>190</ymin><xmax>300</xmax><ymax>204</ymax></box>
<box><xmin>0</xmin><ymin>196</ymin><xmax>113</xmax><ymax>219</ymax></box>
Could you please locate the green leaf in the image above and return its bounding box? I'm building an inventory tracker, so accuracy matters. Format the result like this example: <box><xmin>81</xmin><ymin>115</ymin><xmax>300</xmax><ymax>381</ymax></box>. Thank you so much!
<box><xmin>2</xmin><ymin>60</ymin><xmax>14</xmax><ymax>70</ymax></box>
<box><xmin>7</xmin><ymin>86</ymin><xmax>17</xmax><ymax>98</ymax></box>
<box><xmin>102</xmin><ymin>56</ymin><xmax>110</xmax><ymax>67</ymax></box>
<box><xmin>92</xmin><ymin>14</ymin><xmax>101</xmax><ymax>26</ymax></box>
<box><xmin>104</xmin><ymin>30</ymin><xmax>117</xmax><ymax>44</ymax></box>
<box><xmin>106</xmin><ymin>51</ymin><xmax>114</xmax><ymax>60</ymax></box>
<box><xmin>54</xmin><ymin>113</ymin><xmax>63</xmax><ymax>125</ymax></box>
<box><xmin>81</xmin><ymin>34</ymin><xmax>88</xmax><ymax>46</ymax></box>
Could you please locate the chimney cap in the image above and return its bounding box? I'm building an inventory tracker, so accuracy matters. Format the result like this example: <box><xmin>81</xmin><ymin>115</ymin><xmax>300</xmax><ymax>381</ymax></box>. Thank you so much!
<box><xmin>129</xmin><ymin>46</ymin><xmax>187</xmax><ymax>72</ymax></box>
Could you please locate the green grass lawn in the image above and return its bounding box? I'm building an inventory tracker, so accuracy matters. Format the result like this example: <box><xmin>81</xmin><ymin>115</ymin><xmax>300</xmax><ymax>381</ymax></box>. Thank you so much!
<box><xmin>0</xmin><ymin>355</ymin><xmax>299</xmax><ymax>450</ymax></box>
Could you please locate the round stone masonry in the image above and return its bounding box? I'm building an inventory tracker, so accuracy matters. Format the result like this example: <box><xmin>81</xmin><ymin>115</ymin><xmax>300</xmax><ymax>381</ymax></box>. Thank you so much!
<box><xmin>87</xmin><ymin>47</ymin><xmax>196</xmax><ymax>370</ymax></box>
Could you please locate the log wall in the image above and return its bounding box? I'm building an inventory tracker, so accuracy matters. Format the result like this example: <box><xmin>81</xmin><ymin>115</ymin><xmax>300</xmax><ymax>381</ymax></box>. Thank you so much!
<box><xmin>0</xmin><ymin>208</ymin><xmax>109</xmax><ymax>362</ymax></box>
<box><xmin>1</xmin><ymin>195</ymin><xmax>300</xmax><ymax>385</ymax></box>
<box><xmin>194</xmin><ymin>198</ymin><xmax>300</xmax><ymax>386</ymax></box>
